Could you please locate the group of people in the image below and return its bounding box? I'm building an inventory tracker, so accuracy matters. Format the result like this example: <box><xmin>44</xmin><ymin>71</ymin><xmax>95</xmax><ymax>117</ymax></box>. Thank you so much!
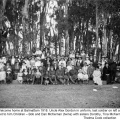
<box><xmin>0</xmin><ymin>50</ymin><xmax>119</xmax><ymax>85</ymax></box>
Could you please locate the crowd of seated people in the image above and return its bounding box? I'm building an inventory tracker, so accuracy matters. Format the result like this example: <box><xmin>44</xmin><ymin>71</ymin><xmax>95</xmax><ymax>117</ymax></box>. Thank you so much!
<box><xmin>0</xmin><ymin>50</ymin><xmax>119</xmax><ymax>85</ymax></box>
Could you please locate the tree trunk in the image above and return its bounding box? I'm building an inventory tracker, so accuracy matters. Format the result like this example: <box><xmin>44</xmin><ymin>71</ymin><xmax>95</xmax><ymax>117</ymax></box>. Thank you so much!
<box><xmin>86</xmin><ymin>19</ymin><xmax>89</xmax><ymax>54</ymax></box>
<box><xmin>39</xmin><ymin>1</ymin><xmax>47</xmax><ymax>49</ymax></box>
<box><xmin>65</xmin><ymin>0</ymin><xmax>69</xmax><ymax>56</ymax></box>
<box><xmin>95</xmin><ymin>0</ymin><xmax>99</xmax><ymax>62</ymax></box>
<box><xmin>75</xmin><ymin>35</ymin><xmax>80</xmax><ymax>52</ymax></box>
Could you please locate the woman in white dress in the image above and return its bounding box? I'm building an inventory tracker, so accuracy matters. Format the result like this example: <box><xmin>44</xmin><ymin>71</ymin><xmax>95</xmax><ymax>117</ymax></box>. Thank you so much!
<box><xmin>93</xmin><ymin>66</ymin><xmax>102</xmax><ymax>85</ymax></box>
<box><xmin>0</xmin><ymin>67</ymin><xmax>6</xmax><ymax>83</ymax></box>
<box><xmin>82</xmin><ymin>63</ymin><xmax>88</xmax><ymax>81</ymax></box>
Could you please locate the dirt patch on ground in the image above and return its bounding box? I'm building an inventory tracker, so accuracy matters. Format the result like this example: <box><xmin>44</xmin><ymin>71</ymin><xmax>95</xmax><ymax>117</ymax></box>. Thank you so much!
<box><xmin>0</xmin><ymin>84</ymin><xmax>120</xmax><ymax>108</ymax></box>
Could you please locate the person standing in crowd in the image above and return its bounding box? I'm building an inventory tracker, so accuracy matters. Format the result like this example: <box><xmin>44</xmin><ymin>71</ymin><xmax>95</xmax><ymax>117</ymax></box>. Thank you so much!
<box><xmin>11</xmin><ymin>56</ymin><xmax>16</xmax><ymax>80</ymax></box>
<box><xmin>87</xmin><ymin>62</ymin><xmax>95</xmax><ymax>80</ymax></box>
<box><xmin>85</xmin><ymin>55</ymin><xmax>90</xmax><ymax>66</ymax></box>
<box><xmin>41</xmin><ymin>50</ymin><xmax>46</xmax><ymax>59</ymax></box>
<box><xmin>21</xmin><ymin>62</ymin><xmax>27</xmax><ymax>72</ymax></box>
<box><xmin>24</xmin><ymin>57</ymin><xmax>31</xmax><ymax>69</ymax></box>
<box><xmin>101</xmin><ymin>57</ymin><xmax>107</xmax><ymax>69</ymax></box>
<box><xmin>81</xmin><ymin>50</ymin><xmax>86</xmax><ymax>62</ymax></box>
<box><xmin>22</xmin><ymin>69</ymin><xmax>28</xmax><ymax>84</ymax></box>
<box><xmin>11</xmin><ymin>56</ymin><xmax>15</xmax><ymax>66</ymax></box>
<box><xmin>76</xmin><ymin>56</ymin><xmax>83</xmax><ymax>67</ymax></box>
<box><xmin>27</xmin><ymin>68</ymin><xmax>32</xmax><ymax>84</ymax></box>
<box><xmin>89</xmin><ymin>55</ymin><xmax>94</xmax><ymax>63</ymax></box>
<box><xmin>66</xmin><ymin>60</ymin><xmax>72</xmax><ymax>73</ymax></box>
<box><xmin>14</xmin><ymin>61</ymin><xmax>20</xmax><ymax>80</ymax></box>
<box><xmin>66</xmin><ymin>57</ymin><xmax>71</xmax><ymax>66</ymax></box>
<box><xmin>53</xmin><ymin>59</ymin><xmax>58</xmax><ymax>74</ymax></box>
<box><xmin>30</xmin><ymin>56</ymin><xmax>35</xmax><ymax>69</ymax></box>
<box><xmin>93</xmin><ymin>66</ymin><xmax>102</xmax><ymax>85</ymax></box>
<box><xmin>102</xmin><ymin>63</ymin><xmax>110</xmax><ymax>84</ymax></box>
<box><xmin>109</xmin><ymin>58</ymin><xmax>117</xmax><ymax>84</ymax></box>
<box><xmin>75</xmin><ymin>61</ymin><xmax>82</xmax><ymax>72</ymax></box>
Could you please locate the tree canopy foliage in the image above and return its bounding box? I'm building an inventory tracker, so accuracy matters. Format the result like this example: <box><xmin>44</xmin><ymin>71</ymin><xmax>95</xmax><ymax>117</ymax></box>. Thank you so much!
<box><xmin>0</xmin><ymin>0</ymin><xmax>120</xmax><ymax>60</ymax></box>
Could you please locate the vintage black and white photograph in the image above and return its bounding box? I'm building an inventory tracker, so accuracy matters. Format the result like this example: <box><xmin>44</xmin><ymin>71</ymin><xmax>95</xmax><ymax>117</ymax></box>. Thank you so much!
<box><xmin>0</xmin><ymin>0</ymin><xmax>120</xmax><ymax>108</ymax></box>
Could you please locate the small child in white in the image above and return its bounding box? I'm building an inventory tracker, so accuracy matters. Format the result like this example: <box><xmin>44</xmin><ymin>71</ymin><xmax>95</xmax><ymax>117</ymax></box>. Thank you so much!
<box><xmin>93</xmin><ymin>66</ymin><xmax>102</xmax><ymax>85</ymax></box>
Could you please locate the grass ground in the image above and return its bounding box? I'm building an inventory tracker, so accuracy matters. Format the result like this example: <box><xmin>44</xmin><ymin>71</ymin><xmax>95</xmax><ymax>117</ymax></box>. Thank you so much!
<box><xmin>0</xmin><ymin>83</ymin><xmax>120</xmax><ymax>108</ymax></box>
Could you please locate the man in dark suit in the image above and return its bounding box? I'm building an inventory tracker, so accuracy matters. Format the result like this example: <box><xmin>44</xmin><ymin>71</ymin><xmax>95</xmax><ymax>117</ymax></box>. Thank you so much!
<box><xmin>109</xmin><ymin>59</ymin><xmax>117</xmax><ymax>84</ymax></box>
<box><xmin>6</xmin><ymin>68</ymin><xmax>12</xmax><ymax>84</ymax></box>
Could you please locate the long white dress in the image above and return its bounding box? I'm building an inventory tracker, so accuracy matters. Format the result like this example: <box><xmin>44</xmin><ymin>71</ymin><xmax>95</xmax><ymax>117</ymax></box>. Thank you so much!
<box><xmin>82</xmin><ymin>66</ymin><xmax>88</xmax><ymax>80</ymax></box>
<box><xmin>0</xmin><ymin>71</ymin><xmax>6</xmax><ymax>82</ymax></box>
<box><xmin>93</xmin><ymin>69</ymin><xmax>102</xmax><ymax>85</ymax></box>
